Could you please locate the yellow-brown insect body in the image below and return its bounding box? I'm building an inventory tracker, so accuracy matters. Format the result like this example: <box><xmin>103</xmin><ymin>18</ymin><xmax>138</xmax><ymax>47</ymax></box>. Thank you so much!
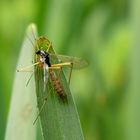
<box><xmin>49</xmin><ymin>70</ymin><xmax>66</xmax><ymax>98</ymax></box>
<box><xmin>35</xmin><ymin>48</ymin><xmax>66</xmax><ymax>99</ymax></box>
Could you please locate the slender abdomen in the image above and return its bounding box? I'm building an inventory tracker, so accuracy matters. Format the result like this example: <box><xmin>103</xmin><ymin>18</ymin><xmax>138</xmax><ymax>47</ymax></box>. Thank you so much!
<box><xmin>49</xmin><ymin>71</ymin><xmax>66</xmax><ymax>98</ymax></box>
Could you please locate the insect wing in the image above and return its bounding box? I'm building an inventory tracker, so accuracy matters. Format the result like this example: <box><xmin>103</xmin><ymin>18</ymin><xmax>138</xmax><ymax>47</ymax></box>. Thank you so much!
<box><xmin>50</xmin><ymin>54</ymin><xmax>88</xmax><ymax>69</ymax></box>
<box><xmin>43</xmin><ymin>63</ymin><xmax>49</xmax><ymax>92</ymax></box>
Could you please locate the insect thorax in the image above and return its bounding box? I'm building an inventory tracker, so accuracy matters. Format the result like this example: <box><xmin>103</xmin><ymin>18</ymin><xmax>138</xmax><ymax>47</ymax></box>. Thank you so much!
<box><xmin>36</xmin><ymin>50</ymin><xmax>51</xmax><ymax>67</ymax></box>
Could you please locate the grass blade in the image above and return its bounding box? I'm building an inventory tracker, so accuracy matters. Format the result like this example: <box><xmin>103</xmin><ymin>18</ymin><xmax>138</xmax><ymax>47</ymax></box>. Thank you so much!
<box><xmin>5</xmin><ymin>24</ymin><xmax>37</xmax><ymax>140</ymax></box>
<box><xmin>125</xmin><ymin>0</ymin><xmax>140</xmax><ymax>140</ymax></box>
<box><xmin>34</xmin><ymin>35</ymin><xmax>84</xmax><ymax>139</ymax></box>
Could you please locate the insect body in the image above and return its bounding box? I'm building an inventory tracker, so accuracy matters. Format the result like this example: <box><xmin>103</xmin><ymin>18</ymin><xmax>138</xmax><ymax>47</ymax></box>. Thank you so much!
<box><xmin>18</xmin><ymin>36</ymin><xmax>88</xmax><ymax>98</ymax></box>
<box><xmin>17</xmin><ymin>35</ymin><xmax>88</xmax><ymax>124</ymax></box>
<box><xmin>49</xmin><ymin>71</ymin><xmax>65</xmax><ymax>98</ymax></box>
<box><xmin>36</xmin><ymin>50</ymin><xmax>66</xmax><ymax>98</ymax></box>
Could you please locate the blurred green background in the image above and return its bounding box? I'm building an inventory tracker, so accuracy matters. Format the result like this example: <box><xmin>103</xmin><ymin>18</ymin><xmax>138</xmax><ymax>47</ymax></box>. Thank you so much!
<box><xmin>1</xmin><ymin>0</ymin><xmax>140</xmax><ymax>140</ymax></box>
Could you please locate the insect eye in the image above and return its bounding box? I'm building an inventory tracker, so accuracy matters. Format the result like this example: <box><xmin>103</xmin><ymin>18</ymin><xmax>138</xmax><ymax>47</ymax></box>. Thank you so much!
<box><xmin>36</xmin><ymin>50</ymin><xmax>41</xmax><ymax>55</ymax></box>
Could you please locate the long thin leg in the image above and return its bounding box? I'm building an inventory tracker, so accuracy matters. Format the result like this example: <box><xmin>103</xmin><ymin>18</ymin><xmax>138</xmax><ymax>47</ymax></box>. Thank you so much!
<box><xmin>33</xmin><ymin>100</ymin><xmax>46</xmax><ymax>125</ymax></box>
<box><xmin>26</xmin><ymin>72</ymin><xmax>34</xmax><ymax>87</ymax></box>
<box><xmin>68</xmin><ymin>63</ymin><xmax>73</xmax><ymax>85</ymax></box>
<box><xmin>51</xmin><ymin>62</ymin><xmax>71</xmax><ymax>67</ymax></box>
<box><xmin>17</xmin><ymin>70</ymin><xmax>33</xmax><ymax>72</ymax></box>
<box><xmin>33</xmin><ymin>88</ymin><xmax>52</xmax><ymax>125</ymax></box>
<box><xmin>17</xmin><ymin>62</ymin><xmax>40</xmax><ymax>72</ymax></box>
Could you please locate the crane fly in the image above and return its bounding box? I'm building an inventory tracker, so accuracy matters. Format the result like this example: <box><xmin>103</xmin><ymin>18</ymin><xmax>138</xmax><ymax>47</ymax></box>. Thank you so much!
<box><xmin>17</xmin><ymin>35</ymin><xmax>88</xmax><ymax>124</ymax></box>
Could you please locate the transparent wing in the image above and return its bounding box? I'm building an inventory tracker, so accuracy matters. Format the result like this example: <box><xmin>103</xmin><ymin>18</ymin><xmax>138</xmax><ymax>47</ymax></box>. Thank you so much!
<box><xmin>50</xmin><ymin>54</ymin><xmax>88</xmax><ymax>69</ymax></box>
<box><xmin>43</xmin><ymin>63</ymin><xmax>49</xmax><ymax>92</ymax></box>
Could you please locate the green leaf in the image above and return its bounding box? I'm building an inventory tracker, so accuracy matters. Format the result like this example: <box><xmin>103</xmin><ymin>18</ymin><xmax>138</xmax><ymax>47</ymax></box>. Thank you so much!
<box><xmin>5</xmin><ymin>23</ymin><xmax>84</xmax><ymax>140</ymax></box>
<box><xmin>125</xmin><ymin>0</ymin><xmax>140</xmax><ymax>140</ymax></box>
<box><xmin>5</xmin><ymin>24</ymin><xmax>37</xmax><ymax>140</ymax></box>
<box><xmin>34</xmin><ymin>29</ymin><xmax>84</xmax><ymax>139</ymax></box>
<box><xmin>0</xmin><ymin>84</ymin><xmax>6</xmax><ymax>140</ymax></box>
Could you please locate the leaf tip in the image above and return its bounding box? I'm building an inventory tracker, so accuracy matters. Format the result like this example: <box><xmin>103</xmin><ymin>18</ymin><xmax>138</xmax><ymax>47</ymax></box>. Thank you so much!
<box><xmin>26</xmin><ymin>23</ymin><xmax>37</xmax><ymax>34</ymax></box>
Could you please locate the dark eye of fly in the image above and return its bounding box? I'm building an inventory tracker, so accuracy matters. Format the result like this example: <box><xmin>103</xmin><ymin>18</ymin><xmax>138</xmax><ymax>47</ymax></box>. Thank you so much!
<box><xmin>36</xmin><ymin>50</ymin><xmax>49</xmax><ymax>57</ymax></box>
<box><xmin>36</xmin><ymin>50</ymin><xmax>41</xmax><ymax>55</ymax></box>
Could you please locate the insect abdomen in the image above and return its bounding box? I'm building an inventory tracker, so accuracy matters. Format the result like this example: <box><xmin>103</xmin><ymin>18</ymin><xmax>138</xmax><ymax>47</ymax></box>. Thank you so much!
<box><xmin>49</xmin><ymin>71</ymin><xmax>66</xmax><ymax>98</ymax></box>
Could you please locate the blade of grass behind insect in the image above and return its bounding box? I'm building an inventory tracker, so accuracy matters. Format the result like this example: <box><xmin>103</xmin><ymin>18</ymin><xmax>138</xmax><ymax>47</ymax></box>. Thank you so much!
<box><xmin>5</xmin><ymin>24</ymin><xmax>37</xmax><ymax>140</ymax></box>
<box><xmin>43</xmin><ymin>0</ymin><xmax>80</xmax><ymax>52</ymax></box>
<box><xmin>0</xmin><ymin>84</ymin><xmax>6</xmax><ymax>140</ymax></box>
<box><xmin>34</xmin><ymin>38</ymin><xmax>84</xmax><ymax>139</ymax></box>
<box><xmin>125</xmin><ymin>0</ymin><xmax>140</xmax><ymax>139</ymax></box>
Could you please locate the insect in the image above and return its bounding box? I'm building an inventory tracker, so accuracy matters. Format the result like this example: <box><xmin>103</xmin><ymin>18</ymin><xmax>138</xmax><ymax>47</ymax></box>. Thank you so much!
<box><xmin>17</xmin><ymin>34</ymin><xmax>88</xmax><ymax>124</ymax></box>
<box><xmin>35</xmin><ymin>49</ymin><xmax>68</xmax><ymax>98</ymax></box>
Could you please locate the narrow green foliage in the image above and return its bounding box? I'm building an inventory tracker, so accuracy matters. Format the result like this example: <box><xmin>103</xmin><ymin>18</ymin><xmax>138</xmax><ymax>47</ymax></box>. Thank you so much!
<box><xmin>5</xmin><ymin>24</ymin><xmax>37</xmax><ymax>140</ymax></box>
<box><xmin>34</xmin><ymin>29</ymin><xmax>84</xmax><ymax>139</ymax></box>
<box><xmin>5</xmin><ymin>23</ymin><xmax>84</xmax><ymax>140</ymax></box>
<box><xmin>0</xmin><ymin>86</ymin><xmax>6</xmax><ymax>140</ymax></box>
<box><xmin>125</xmin><ymin>0</ymin><xmax>140</xmax><ymax>140</ymax></box>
